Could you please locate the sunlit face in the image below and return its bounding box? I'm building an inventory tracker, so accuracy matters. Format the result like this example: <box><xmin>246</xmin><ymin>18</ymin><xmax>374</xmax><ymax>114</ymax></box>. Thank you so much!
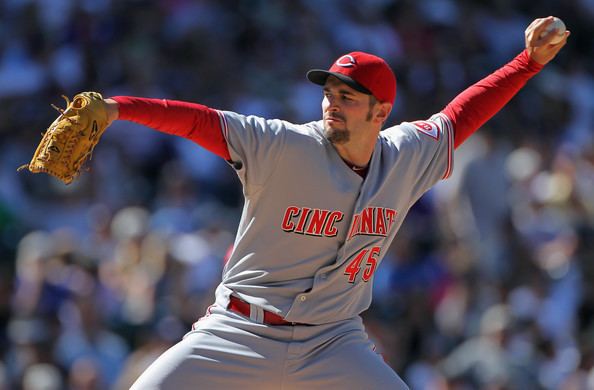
<box><xmin>322</xmin><ymin>76</ymin><xmax>377</xmax><ymax>145</ymax></box>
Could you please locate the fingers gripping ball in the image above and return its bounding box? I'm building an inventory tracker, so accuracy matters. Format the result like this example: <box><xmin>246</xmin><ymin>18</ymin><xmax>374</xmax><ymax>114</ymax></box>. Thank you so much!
<box><xmin>539</xmin><ymin>17</ymin><xmax>566</xmax><ymax>45</ymax></box>
<box><xmin>18</xmin><ymin>92</ymin><xmax>109</xmax><ymax>185</ymax></box>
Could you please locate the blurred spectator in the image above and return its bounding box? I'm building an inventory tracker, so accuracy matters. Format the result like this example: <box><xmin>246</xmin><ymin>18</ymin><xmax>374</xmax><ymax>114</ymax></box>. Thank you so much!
<box><xmin>439</xmin><ymin>304</ymin><xmax>513</xmax><ymax>388</ymax></box>
<box><xmin>22</xmin><ymin>363</ymin><xmax>63</xmax><ymax>390</ymax></box>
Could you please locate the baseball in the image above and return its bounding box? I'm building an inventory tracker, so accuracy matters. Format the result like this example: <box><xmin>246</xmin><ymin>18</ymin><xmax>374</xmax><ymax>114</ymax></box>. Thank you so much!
<box><xmin>539</xmin><ymin>17</ymin><xmax>566</xmax><ymax>44</ymax></box>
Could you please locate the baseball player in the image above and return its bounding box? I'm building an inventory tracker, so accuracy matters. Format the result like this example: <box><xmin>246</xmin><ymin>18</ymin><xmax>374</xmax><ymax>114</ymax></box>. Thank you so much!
<box><xmin>98</xmin><ymin>17</ymin><xmax>566</xmax><ymax>389</ymax></box>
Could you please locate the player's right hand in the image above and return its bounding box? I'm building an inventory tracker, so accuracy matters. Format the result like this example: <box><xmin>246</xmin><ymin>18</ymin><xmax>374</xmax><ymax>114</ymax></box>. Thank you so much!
<box><xmin>104</xmin><ymin>98</ymin><xmax>120</xmax><ymax>125</ymax></box>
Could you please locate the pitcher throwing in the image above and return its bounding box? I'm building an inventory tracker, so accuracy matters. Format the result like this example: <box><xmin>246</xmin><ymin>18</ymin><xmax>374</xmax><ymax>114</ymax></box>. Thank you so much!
<box><xmin>20</xmin><ymin>16</ymin><xmax>569</xmax><ymax>389</ymax></box>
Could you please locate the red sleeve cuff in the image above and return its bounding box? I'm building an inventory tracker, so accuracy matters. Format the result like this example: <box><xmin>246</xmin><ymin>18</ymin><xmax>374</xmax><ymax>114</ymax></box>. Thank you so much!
<box><xmin>519</xmin><ymin>49</ymin><xmax>546</xmax><ymax>73</ymax></box>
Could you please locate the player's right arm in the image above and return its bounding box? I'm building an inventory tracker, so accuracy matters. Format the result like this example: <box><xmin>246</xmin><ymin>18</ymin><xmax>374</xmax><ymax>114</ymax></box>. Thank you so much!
<box><xmin>104</xmin><ymin>96</ymin><xmax>231</xmax><ymax>160</ymax></box>
<box><xmin>103</xmin><ymin>96</ymin><xmax>289</xmax><ymax>192</ymax></box>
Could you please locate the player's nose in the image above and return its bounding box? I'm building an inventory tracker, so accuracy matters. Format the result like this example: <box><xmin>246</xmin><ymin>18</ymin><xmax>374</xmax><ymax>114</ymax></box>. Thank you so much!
<box><xmin>324</xmin><ymin>96</ymin><xmax>340</xmax><ymax>112</ymax></box>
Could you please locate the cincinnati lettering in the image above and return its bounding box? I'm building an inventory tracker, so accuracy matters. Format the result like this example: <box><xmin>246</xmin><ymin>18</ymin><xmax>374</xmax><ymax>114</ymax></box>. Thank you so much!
<box><xmin>281</xmin><ymin>206</ymin><xmax>344</xmax><ymax>237</ymax></box>
<box><xmin>347</xmin><ymin>207</ymin><xmax>397</xmax><ymax>241</ymax></box>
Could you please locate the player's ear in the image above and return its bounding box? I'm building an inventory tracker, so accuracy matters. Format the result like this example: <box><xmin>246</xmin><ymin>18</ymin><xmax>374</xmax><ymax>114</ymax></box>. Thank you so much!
<box><xmin>375</xmin><ymin>102</ymin><xmax>392</xmax><ymax>124</ymax></box>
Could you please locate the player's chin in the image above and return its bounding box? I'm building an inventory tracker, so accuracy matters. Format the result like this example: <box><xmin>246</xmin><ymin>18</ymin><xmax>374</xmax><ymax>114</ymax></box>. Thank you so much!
<box><xmin>324</xmin><ymin>126</ymin><xmax>350</xmax><ymax>145</ymax></box>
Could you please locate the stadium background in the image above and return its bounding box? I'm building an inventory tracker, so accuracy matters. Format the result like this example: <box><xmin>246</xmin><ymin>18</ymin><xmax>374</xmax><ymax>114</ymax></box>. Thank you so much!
<box><xmin>0</xmin><ymin>0</ymin><xmax>593</xmax><ymax>388</ymax></box>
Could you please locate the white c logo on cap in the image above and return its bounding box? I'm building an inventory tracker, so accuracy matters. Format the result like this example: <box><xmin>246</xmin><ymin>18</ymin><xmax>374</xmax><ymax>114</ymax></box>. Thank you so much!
<box><xmin>335</xmin><ymin>55</ymin><xmax>356</xmax><ymax>67</ymax></box>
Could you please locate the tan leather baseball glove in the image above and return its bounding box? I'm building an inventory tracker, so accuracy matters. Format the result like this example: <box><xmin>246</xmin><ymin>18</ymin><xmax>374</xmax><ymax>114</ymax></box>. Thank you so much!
<box><xmin>18</xmin><ymin>92</ymin><xmax>109</xmax><ymax>185</ymax></box>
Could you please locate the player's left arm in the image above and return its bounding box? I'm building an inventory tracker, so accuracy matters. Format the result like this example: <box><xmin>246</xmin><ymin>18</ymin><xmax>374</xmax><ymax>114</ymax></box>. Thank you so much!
<box><xmin>442</xmin><ymin>16</ymin><xmax>570</xmax><ymax>148</ymax></box>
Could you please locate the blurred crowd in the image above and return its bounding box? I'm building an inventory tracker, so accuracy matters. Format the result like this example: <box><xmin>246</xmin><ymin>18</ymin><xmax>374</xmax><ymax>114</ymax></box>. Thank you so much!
<box><xmin>0</xmin><ymin>0</ymin><xmax>593</xmax><ymax>389</ymax></box>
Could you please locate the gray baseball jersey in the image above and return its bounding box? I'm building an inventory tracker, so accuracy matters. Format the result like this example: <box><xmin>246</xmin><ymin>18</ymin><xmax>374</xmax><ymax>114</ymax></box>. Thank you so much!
<box><xmin>130</xmin><ymin>111</ymin><xmax>453</xmax><ymax>389</ymax></box>
<box><xmin>215</xmin><ymin>110</ymin><xmax>454</xmax><ymax>324</ymax></box>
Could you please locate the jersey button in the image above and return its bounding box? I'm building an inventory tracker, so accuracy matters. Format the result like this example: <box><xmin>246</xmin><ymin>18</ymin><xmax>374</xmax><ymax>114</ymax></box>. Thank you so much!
<box><xmin>299</xmin><ymin>295</ymin><xmax>307</xmax><ymax>302</ymax></box>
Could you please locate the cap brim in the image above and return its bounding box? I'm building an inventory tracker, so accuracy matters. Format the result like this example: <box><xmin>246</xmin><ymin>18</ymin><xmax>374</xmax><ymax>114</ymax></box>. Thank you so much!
<box><xmin>306</xmin><ymin>70</ymin><xmax>372</xmax><ymax>95</ymax></box>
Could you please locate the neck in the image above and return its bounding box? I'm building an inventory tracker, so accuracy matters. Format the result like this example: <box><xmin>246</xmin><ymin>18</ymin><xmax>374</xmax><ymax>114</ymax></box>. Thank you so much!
<box><xmin>333</xmin><ymin>142</ymin><xmax>374</xmax><ymax>169</ymax></box>
<box><xmin>327</xmin><ymin>119</ymin><xmax>382</xmax><ymax>168</ymax></box>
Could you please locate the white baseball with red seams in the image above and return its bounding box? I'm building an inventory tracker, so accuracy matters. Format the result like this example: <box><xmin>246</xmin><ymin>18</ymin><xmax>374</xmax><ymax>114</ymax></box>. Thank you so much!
<box><xmin>540</xmin><ymin>17</ymin><xmax>566</xmax><ymax>44</ymax></box>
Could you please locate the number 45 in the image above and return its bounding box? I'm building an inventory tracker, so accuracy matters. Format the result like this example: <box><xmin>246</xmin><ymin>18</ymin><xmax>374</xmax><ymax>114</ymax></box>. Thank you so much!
<box><xmin>344</xmin><ymin>246</ymin><xmax>380</xmax><ymax>283</ymax></box>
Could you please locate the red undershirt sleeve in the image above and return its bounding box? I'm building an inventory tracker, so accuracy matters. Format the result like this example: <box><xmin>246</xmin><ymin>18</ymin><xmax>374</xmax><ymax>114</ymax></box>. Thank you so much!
<box><xmin>110</xmin><ymin>96</ymin><xmax>231</xmax><ymax>160</ymax></box>
<box><xmin>441</xmin><ymin>49</ymin><xmax>544</xmax><ymax>149</ymax></box>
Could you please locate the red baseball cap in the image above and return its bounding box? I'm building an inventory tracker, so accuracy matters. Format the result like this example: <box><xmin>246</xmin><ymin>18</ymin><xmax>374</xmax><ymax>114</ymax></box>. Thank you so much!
<box><xmin>307</xmin><ymin>51</ymin><xmax>397</xmax><ymax>105</ymax></box>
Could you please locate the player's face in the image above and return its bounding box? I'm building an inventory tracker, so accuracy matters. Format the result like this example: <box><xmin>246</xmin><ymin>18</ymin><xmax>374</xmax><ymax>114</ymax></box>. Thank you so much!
<box><xmin>322</xmin><ymin>77</ymin><xmax>376</xmax><ymax>145</ymax></box>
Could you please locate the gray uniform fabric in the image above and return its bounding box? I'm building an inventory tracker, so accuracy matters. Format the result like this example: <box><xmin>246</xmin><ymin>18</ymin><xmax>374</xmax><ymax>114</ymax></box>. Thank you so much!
<box><xmin>130</xmin><ymin>111</ymin><xmax>453</xmax><ymax>389</ymax></box>
<box><xmin>130</xmin><ymin>305</ymin><xmax>409</xmax><ymax>389</ymax></box>
<box><xmin>216</xmin><ymin>111</ymin><xmax>453</xmax><ymax>324</ymax></box>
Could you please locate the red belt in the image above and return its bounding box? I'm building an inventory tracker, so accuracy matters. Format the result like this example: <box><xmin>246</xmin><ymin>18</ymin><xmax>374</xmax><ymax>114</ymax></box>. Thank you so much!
<box><xmin>228</xmin><ymin>295</ymin><xmax>306</xmax><ymax>326</ymax></box>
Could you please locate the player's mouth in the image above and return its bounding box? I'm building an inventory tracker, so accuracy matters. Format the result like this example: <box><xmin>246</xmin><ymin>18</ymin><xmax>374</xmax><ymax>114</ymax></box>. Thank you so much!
<box><xmin>325</xmin><ymin>115</ymin><xmax>345</xmax><ymax>124</ymax></box>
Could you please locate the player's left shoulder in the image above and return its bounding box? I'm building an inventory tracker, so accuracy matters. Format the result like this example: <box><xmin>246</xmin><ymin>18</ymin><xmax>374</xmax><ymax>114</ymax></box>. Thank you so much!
<box><xmin>409</xmin><ymin>113</ymin><xmax>452</xmax><ymax>140</ymax></box>
<box><xmin>409</xmin><ymin>119</ymin><xmax>441</xmax><ymax>140</ymax></box>
<box><xmin>385</xmin><ymin>113</ymin><xmax>453</xmax><ymax>143</ymax></box>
